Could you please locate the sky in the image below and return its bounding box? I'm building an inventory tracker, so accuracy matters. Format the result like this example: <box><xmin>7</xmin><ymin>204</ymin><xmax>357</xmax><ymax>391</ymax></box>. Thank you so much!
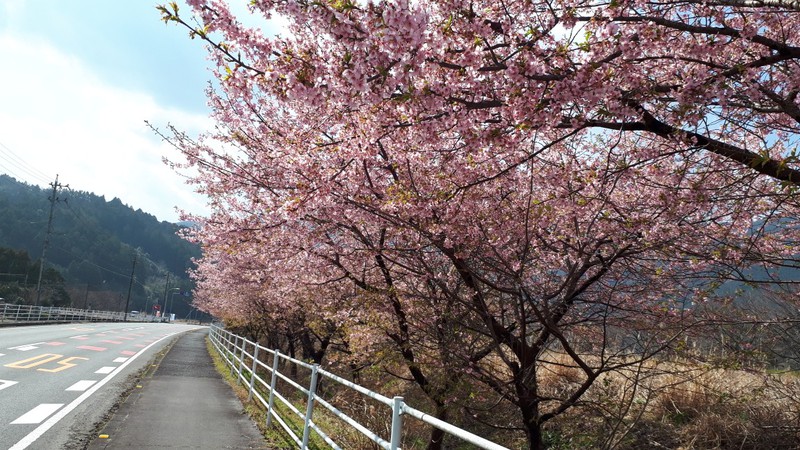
<box><xmin>0</xmin><ymin>1</ymin><xmax>276</xmax><ymax>223</ymax></box>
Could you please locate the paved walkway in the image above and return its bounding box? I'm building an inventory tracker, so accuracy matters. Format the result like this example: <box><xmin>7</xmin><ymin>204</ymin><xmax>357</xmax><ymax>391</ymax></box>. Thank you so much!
<box><xmin>88</xmin><ymin>328</ymin><xmax>267</xmax><ymax>449</ymax></box>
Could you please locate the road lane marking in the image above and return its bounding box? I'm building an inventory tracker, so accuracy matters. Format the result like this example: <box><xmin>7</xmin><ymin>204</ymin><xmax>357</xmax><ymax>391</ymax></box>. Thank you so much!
<box><xmin>0</xmin><ymin>379</ymin><xmax>19</xmax><ymax>391</ymax></box>
<box><xmin>76</xmin><ymin>346</ymin><xmax>107</xmax><ymax>352</ymax></box>
<box><xmin>113</xmin><ymin>357</ymin><xmax>128</xmax><ymax>363</ymax></box>
<box><xmin>99</xmin><ymin>340</ymin><xmax>123</xmax><ymax>345</ymax></box>
<box><xmin>38</xmin><ymin>356</ymin><xmax>88</xmax><ymax>373</ymax></box>
<box><xmin>95</xmin><ymin>367</ymin><xmax>115</xmax><ymax>374</ymax></box>
<box><xmin>120</xmin><ymin>350</ymin><xmax>136</xmax><ymax>356</ymax></box>
<box><xmin>13</xmin><ymin>346</ymin><xmax>38</xmax><ymax>351</ymax></box>
<box><xmin>11</xmin><ymin>404</ymin><xmax>64</xmax><ymax>424</ymax></box>
<box><xmin>45</xmin><ymin>342</ymin><xmax>66</xmax><ymax>346</ymax></box>
<box><xmin>9</xmin><ymin>330</ymin><xmax>184</xmax><ymax>450</ymax></box>
<box><xmin>70</xmin><ymin>335</ymin><xmax>90</xmax><ymax>340</ymax></box>
<box><xmin>4</xmin><ymin>354</ymin><xmax>89</xmax><ymax>373</ymax></box>
<box><xmin>8</xmin><ymin>343</ymin><xmax>45</xmax><ymax>352</ymax></box>
<box><xmin>66</xmin><ymin>380</ymin><xmax>97</xmax><ymax>392</ymax></box>
<box><xmin>5</xmin><ymin>354</ymin><xmax>62</xmax><ymax>369</ymax></box>
<box><xmin>9</xmin><ymin>345</ymin><xmax>39</xmax><ymax>351</ymax></box>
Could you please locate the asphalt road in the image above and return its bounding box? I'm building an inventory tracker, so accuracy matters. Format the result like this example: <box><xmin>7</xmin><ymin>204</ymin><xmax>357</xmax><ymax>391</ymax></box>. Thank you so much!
<box><xmin>0</xmin><ymin>322</ymin><xmax>203</xmax><ymax>450</ymax></box>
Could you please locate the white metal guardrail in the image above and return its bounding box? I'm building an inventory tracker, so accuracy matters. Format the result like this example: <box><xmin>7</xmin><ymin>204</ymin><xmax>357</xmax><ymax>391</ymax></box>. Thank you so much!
<box><xmin>209</xmin><ymin>324</ymin><xmax>509</xmax><ymax>450</ymax></box>
<box><xmin>0</xmin><ymin>302</ymin><xmax>144</xmax><ymax>324</ymax></box>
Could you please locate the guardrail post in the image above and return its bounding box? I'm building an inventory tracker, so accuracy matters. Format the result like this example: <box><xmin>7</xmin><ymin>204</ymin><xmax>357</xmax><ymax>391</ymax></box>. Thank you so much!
<box><xmin>301</xmin><ymin>364</ymin><xmax>320</xmax><ymax>449</ymax></box>
<box><xmin>266</xmin><ymin>349</ymin><xmax>280</xmax><ymax>429</ymax></box>
<box><xmin>230</xmin><ymin>335</ymin><xmax>239</xmax><ymax>377</ymax></box>
<box><xmin>237</xmin><ymin>339</ymin><xmax>247</xmax><ymax>383</ymax></box>
<box><xmin>248</xmin><ymin>345</ymin><xmax>259</xmax><ymax>402</ymax></box>
<box><xmin>390</xmin><ymin>396</ymin><xmax>404</xmax><ymax>450</ymax></box>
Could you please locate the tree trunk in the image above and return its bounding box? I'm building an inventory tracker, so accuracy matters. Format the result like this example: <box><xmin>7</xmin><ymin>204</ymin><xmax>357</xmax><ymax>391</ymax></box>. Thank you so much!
<box><xmin>300</xmin><ymin>330</ymin><xmax>330</xmax><ymax>364</ymax></box>
<box><xmin>521</xmin><ymin>404</ymin><xmax>545</xmax><ymax>450</ymax></box>
<box><xmin>287</xmin><ymin>335</ymin><xmax>298</xmax><ymax>379</ymax></box>
<box><xmin>426</xmin><ymin>404</ymin><xmax>448</xmax><ymax>450</ymax></box>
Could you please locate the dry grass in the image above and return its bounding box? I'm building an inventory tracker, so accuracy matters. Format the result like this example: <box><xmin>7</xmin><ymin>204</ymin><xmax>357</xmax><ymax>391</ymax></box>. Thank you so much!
<box><xmin>207</xmin><ymin>337</ymin><xmax>800</xmax><ymax>449</ymax></box>
<box><xmin>645</xmin><ymin>368</ymin><xmax>800</xmax><ymax>449</ymax></box>
<box><xmin>539</xmin><ymin>358</ymin><xmax>800</xmax><ymax>449</ymax></box>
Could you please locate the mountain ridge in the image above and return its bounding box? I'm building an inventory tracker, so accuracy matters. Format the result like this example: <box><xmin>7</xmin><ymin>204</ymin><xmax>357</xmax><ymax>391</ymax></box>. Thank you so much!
<box><xmin>0</xmin><ymin>174</ymin><xmax>200</xmax><ymax>315</ymax></box>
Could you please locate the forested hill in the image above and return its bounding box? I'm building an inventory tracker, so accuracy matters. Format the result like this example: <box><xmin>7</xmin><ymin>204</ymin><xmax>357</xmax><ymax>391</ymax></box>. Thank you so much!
<box><xmin>0</xmin><ymin>174</ymin><xmax>200</xmax><ymax>313</ymax></box>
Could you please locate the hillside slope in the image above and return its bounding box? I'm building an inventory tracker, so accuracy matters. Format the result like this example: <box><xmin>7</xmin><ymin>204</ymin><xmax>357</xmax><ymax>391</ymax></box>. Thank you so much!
<box><xmin>0</xmin><ymin>174</ymin><xmax>200</xmax><ymax>314</ymax></box>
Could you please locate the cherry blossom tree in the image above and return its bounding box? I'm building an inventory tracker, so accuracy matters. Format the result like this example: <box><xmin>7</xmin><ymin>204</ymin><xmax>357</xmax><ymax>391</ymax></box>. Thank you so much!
<box><xmin>157</xmin><ymin>0</ymin><xmax>800</xmax><ymax>447</ymax></box>
<box><xmin>185</xmin><ymin>216</ymin><xmax>350</xmax><ymax>364</ymax></box>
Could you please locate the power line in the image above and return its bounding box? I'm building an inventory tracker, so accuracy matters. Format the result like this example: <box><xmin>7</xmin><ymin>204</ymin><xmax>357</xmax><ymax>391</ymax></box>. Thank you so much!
<box><xmin>0</xmin><ymin>140</ymin><xmax>52</xmax><ymax>185</ymax></box>
<box><xmin>54</xmin><ymin>193</ymin><xmax>174</xmax><ymax>289</ymax></box>
<box><xmin>60</xmin><ymin>200</ymin><xmax>168</xmax><ymax>277</ymax></box>
<box><xmin>51</xmin><ymin>242</ymin><xmax>170</xmax><ymax>293</ymax></box>
<box><xmin>51</xmin><ymin>244</ymin><xmax>132</xmax><ymax>280</ymax></box>
<box><xmin>62</xmin><ymin>194</ymin><xmax>99</xmax><ymax>231</ymax></box>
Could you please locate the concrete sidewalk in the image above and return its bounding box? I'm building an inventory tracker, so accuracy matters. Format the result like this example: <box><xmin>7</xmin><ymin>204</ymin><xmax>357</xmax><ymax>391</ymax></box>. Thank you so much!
<box><xmin>88</xmin><ymin>328</ymin><xmax>267</xmax><ymax>449</ymax></box>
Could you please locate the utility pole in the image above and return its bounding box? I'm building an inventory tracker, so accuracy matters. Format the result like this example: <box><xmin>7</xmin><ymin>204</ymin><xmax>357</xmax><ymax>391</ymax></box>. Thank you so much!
<box><xmin>123</xmin><ymin>252</ymin><xmax>137</xmax><ymax>321</ymax></box>
<box><xmin>36</xmin><ymin>175</ymin><xmax>67</xmax><ymax>306</ymax></box>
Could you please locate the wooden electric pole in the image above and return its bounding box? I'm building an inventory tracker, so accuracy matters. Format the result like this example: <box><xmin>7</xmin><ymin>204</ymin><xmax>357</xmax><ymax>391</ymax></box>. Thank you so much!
<box><xmin>35</xmin><ymin>175</ymin><xmax>67</xmax><ymax>306</ymax></box>
<box><xmin>123</xmin><ymin>252</ymin><xmax>137</xmax><ymax>321</ymax></box>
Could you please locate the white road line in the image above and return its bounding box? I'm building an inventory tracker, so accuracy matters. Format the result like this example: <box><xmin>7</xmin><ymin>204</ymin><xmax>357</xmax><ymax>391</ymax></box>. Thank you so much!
<box><xmin>65</xmin><ymin>380</ymin><xmax>97</xmax><ymax>392</ymax></box>
<box><xmin>112</xmin><ymin>357</ymin><xmax>128</xmax><ymax>363</ymax></box>
<box><xmin>8</xmin><ymin>343</ymin><xmax>45</xmax><ymax>352</ymax></box>
<box><xmin>9</xmin><ymin>330</ymin><xmax>184</xmax><ymax>450</ymax></box>
<box><xmin>94</xmin><ymin>367</ymin><xmax>115</xmax><ymax>375</ymax></box>
<box><xmin>0</xmin><ymin>379</ymin><xmax>19</xmax><ymax>391</ymax></box>
<box><xmin>11</xmin><ymin>404</ymin><xmax>64</xmax><ymax>425</ymax></box>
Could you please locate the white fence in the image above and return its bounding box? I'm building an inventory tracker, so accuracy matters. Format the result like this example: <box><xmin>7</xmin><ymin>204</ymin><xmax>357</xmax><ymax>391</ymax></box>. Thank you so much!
<box><xmin>0</xmin><ymin>302</ymin><xmax>139</xmax><ymax>324</ymax></box>
<box><xmin>208</xmin><ymin>325</ymin><xmax>509</xmax><ymax>450</ymax></box>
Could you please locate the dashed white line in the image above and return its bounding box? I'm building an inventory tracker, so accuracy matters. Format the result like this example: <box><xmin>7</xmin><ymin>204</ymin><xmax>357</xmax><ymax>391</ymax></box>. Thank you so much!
<box><xmin>11</xmin><ymin>404</ymin><xmax>64</xmax><ymax>425</ymax></box>
<box><xmin>112</xmin><ymin>357</ymin><xmax>129</xmax><ymax>363</ymax></box>
<box><xmin>94</xmin><ymin>367</ymin><xmax>116</xmax><ymax>375</ymax></box>
<box><xmin>9</xmin><ymin>331</ymin><xmax>182</xmax><ymax>450</ymax></box>
<box><xmin>65</xmin><ymin>380</ymin><xmax>97</xmax><ymax>392</ymax></box>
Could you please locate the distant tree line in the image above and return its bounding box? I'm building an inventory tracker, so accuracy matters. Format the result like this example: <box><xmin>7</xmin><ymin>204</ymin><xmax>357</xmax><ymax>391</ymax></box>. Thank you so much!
<box><xmin>0</xmin><ymin>174</ymin><xmax>200</xmax><ymax>315</ymax></box>
<box><xmin>0</xmin><ymin>247</ymin><xmax>68</xmax><ymax>306</ymax></box>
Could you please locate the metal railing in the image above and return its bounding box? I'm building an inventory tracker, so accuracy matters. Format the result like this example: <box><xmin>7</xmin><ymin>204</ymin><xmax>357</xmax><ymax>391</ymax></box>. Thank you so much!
<box><xmin>209</xmin><ymin>325</ymin><xmax>509</xmax><ymax>450</ymax></box>
<box><xmin>0</xmin><ymin>302</ymin><xmax>140</xmax><ymax>324</ymax></box>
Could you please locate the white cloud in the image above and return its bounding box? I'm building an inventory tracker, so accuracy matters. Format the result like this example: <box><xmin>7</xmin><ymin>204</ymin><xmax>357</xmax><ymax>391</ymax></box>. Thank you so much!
<box><xmin>0</xmin><ymin>33</ymin><xmax>211</xmax><ymax>222</ymax></box>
